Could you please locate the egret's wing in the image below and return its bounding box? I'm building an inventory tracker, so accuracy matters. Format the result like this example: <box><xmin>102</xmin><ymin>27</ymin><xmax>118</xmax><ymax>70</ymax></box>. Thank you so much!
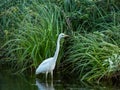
<box><xmin>36</xmin><ymin>57</ymin><xmax>54</xmax><ymax>74</ymax></box>
<box><xmin>39</xmin><ymin>57</ymin><xmax>53</xmax><ymax>66</ymax></box>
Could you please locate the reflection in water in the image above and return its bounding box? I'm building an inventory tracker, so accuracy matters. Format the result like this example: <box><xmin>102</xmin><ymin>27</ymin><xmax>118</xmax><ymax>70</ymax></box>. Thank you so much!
<box><xmin>36</xmin><ymin>78</ymin><xmax>55</xmax><ymax>90</ymax></box>
<box><xmin>0</xmin><ymin>70</ymin><xmax>37</xmax><ymax>90</ymax></box>
<box><xmin>0</xmin><ymin>69</ymin><xmax>120</xmax><ymax>90</ymax></box>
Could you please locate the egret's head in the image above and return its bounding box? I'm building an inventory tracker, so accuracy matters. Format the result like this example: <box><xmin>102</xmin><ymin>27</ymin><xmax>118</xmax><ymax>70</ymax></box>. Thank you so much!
<box><xmin>59</xmin><ymin>33</ymin><xmax>69</xmax><ymax>38</ymax></box>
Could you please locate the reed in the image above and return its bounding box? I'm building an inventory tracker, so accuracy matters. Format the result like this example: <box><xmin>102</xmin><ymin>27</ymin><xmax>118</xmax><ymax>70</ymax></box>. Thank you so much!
<box><xmin>1</xmin><ymin>1</ymin><xmax>63</xmax><ymax>72</ymax></box>
<box><xmin>64</xmin><ymin>27</ymin><xmax>120</xmax><ymax>81</ymax></box>
<box><xmin>0</xmin><ymin>0</ymin><xmax>120</xmax><ymax>81</ymax></box>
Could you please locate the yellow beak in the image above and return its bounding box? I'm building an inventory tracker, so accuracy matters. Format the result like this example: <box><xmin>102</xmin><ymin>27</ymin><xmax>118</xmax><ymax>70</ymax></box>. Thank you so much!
<box><xmin>64</xmin><ymin>34</ymin><xmax>69</xmax><ymax>37</ymax></box>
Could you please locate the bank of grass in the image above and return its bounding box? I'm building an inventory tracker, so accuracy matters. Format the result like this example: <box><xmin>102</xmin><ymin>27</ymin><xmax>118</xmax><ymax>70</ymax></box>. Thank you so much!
<box><xmin>1</xmin><ymin>1</ymin><xmax>63</xmax><ymax>72</ymax></box>
<box><xmin>0</xmin><ymin>0</ymin><xmax>120</xmax><ymax>81</ymax></box>
<box><xmin>64</xmin><ymin>26</ymin><xmax>120</xmax><ymax>81</ymax></box>
<box><xmin>61</xmin><ymin>0</ymin><xmax>120</xmax><ymax>81</ymax></box>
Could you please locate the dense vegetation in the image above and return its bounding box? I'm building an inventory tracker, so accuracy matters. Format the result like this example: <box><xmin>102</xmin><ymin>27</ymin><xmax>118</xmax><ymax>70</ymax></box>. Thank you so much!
<box><xmin>0</xmin><ymin>0</ymin><xmax>120</xmax><ymax>81</ymax></box>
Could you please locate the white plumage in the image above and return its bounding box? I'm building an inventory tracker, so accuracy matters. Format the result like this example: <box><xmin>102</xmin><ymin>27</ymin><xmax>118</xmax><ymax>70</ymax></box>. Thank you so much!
<box><xmin>36</xmin><ymin>57</ymin><xmax>55</xmax><ymax>74</ymax></box>
<box><xmin>35</xmin><ymin>33</ymin><xmax>68</xmax><ymax>80</ymax></box>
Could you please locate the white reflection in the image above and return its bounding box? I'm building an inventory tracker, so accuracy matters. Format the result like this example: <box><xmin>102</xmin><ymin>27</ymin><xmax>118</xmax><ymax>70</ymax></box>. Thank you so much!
<box><xmin>36</xmin><ymin>78</ymin><xmax>55</xmax><ymax>90</ymax></box>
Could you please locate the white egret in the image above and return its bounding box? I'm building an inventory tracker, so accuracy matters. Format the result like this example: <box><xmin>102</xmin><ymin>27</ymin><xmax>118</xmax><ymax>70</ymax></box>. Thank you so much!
<box><xmin>35</xmin><ymin>33</ymin><xmax>68</xmax><ymax>81</ymax></box>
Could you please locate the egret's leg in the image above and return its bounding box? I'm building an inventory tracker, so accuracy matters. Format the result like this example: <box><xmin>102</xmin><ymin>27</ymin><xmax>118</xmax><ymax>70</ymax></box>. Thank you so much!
<box><xmin>46</xmin><ymin>72</ymin><xmax>48</xmax><ymax>82</ymax></box>
<box><xmin>45</xmin><ymin>80</ymin><xmax>48</xmax><ymax>87</ymax></box>
<box><xmin>51</xmin><ymin>71</ymin><xmax>53</xmax><ymax>81</ymax></box>
<box><xmin>51</xmin><ymin>77</ymin><xmax>53</xmax><ymax>87</ymax></box>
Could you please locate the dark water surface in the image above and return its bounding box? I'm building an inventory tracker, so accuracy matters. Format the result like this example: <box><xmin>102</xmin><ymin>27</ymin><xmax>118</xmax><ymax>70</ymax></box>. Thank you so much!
<box><xmin>0</xmin><ymin>69</ymin><xmax>120</xmax><ymax>90</ymax></box>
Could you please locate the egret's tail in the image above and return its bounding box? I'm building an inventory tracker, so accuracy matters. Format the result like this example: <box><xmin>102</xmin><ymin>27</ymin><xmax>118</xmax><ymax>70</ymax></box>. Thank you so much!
<box><xmin>35</xmin><ymin>69</ymin><xmax>39</xmax><ymax>75</ymax></box>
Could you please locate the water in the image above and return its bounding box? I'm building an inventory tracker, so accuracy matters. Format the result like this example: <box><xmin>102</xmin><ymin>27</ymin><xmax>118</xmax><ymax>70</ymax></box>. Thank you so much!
<box><xmin>0</xmin><ymin>70</ymin><xmax>120</xmax><ymax>90</ymax></box>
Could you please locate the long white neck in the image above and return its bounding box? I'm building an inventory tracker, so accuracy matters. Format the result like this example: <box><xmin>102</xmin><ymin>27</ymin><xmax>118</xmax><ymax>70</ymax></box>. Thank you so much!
<box><xmin>53</xmin><ymin>36</ymin><xmax>61</xmax><ymax>62</ymax></box>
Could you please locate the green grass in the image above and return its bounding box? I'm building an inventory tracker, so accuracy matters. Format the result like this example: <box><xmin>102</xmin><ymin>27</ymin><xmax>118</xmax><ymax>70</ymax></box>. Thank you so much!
<box><xmin>64</xmin><ymin>27</ymin><xmax>120</xmax><ymax>81</ymax></box>
<box><xmin>0</xmin><ymin>0</ymin><xmax>120</xmax><ymax>81</ymax></box>
<box><xmin>1</xmin><ymin>1</ymin><xmax>64</xmax><ymax>72</ymax></box>
<box><xmin>60</xmin><ymin>0</ymin><xmax>120</xmax><ymax>81</ymax></box>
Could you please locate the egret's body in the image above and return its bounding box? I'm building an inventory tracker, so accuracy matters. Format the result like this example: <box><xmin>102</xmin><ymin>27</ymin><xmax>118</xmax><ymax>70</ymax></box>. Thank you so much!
<box><xmin>36</xmin><ymin>33</ymin><xmax>68</xmax><ymax>80</ymax></box>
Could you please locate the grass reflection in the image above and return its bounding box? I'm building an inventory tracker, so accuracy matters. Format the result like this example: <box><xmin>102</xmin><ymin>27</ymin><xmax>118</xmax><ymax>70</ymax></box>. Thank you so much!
<box><xmin>0</xmin><ymin>69</ymin><xmax>120</xmax><ymax>90</ymax></box>
<box><xmin>0</xmin><ymin>70</ymin><xmax>37</xmax><ymax>90</ymax></box>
